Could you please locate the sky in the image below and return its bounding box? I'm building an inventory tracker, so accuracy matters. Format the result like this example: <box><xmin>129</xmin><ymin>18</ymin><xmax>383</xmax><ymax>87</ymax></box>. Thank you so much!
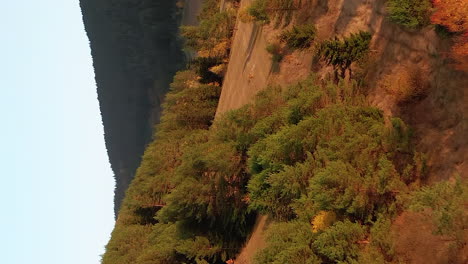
<box><xmin>0</xmin><ymin>1</ymin><xmax>115</xmax><ymax>264</ymax></box>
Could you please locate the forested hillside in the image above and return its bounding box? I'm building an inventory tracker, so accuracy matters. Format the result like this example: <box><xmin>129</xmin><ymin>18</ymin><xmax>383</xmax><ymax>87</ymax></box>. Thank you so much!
<box><xmin>90</xmin><ymin>0</ymin><xmax>467</xmax><ymax>263</ymax></box>
<box><xmin>80</xmin><ymin>0</ymin><xmax>185</xmax><ymax>214</ymax></box>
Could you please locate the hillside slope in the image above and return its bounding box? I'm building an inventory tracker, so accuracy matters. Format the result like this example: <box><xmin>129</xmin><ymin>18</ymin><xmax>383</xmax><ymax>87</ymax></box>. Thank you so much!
<box><xmin>217</xmin><ymin>0</ymin><xmax>467</xmax><ymax>181</ymax></box>
<box><xmin>80</xmin><ymin>0</ymin><xmax>204</xmax><ymax>215</ymax></box>
<box><xmin>214</xmin><ymin>0</ymin><xmax>467</xmax><ymax>263</ymax></box>
<box><xmin>96</xmin><ymin>0</ymin><xmax>467</xmax><ymax>263</ymax></box>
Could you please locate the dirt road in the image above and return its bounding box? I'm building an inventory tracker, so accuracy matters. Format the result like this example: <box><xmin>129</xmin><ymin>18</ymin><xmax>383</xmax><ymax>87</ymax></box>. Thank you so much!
<box><xmin>215</xmin><ymin>0</ymin><xmax>272</xmax><ymax>118</ymax></box>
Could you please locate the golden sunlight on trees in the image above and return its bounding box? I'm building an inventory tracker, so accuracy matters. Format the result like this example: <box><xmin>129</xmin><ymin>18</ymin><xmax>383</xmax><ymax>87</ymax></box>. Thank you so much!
<box><xmin>431</xmin><ymin>0</ymin><xmax>468</xmax><ymax>33</ymax></box>
<box><xmin>431</xmin><ymin>0</ymin><xmax>468</xmax><ymax>70</ymax></box>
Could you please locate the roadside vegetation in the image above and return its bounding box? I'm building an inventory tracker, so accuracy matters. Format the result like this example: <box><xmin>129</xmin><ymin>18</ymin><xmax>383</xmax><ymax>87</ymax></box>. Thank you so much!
<box><xmin>245</xmin><ymin>0</ymin><xmax>297</xmax><ymax>27</ymax></box>
<box><xmin>180</xmin><ymin>0</ymin><xmax>237</xmax><ymax>84</ymax></box>
<box><xmin>265</xmin><ymin>42</ymin><xmax>283</xmax><ymax>63</ymax></box>
<box><xmin>264</xmin><ymin>24</ymin><xmax>317</xmax><ymax>72</ymax></box>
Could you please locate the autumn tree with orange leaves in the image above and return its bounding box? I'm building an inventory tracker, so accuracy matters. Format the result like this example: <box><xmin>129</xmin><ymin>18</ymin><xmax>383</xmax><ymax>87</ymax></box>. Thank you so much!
<box><xmin>431</xmin><ymin>0</ymin><xmax>468</xmax><ymax>70</ymax></box>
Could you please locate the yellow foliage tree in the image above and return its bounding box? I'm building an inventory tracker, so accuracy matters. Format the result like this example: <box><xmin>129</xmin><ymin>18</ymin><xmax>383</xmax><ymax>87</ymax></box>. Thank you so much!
<box><xmin>198</xmin><ymin>39</ymin><xmax>231</xmax><ymax>58</ymax></box>
<box><xmin>311</xmin><ymin>211</ymin><xmax>337</xmax><ymax>233</ymax></box>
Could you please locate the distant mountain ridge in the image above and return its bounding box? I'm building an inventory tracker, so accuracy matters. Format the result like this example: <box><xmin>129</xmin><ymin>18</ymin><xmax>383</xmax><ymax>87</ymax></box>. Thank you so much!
<box><xmin>79</xmin><ymin>0</ymin><xmax>185</xmax><ymax>216</ymax></box>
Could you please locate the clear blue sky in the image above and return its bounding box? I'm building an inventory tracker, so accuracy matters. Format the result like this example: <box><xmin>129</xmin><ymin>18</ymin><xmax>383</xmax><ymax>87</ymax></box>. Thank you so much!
<box><xmin>0</xmin><ymin>1</ymin><xmax>115</xmax><ymax>264</ymax></box>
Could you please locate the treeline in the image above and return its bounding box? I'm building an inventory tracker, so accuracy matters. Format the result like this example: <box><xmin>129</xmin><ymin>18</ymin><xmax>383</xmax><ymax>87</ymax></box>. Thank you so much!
<box><xmin>80</xmin><ymin>0</ymin><xmax>185</xmax><ymax>213</ymax></box>
<box><xmin>102</xmin><ymin>0</ymin><xmax>244</xmax><ymax>263</ymax></box>
<box><xmin>103</xmin><ymin>70</ymin><xmax>226</xmax><ymax>264</ymax></box>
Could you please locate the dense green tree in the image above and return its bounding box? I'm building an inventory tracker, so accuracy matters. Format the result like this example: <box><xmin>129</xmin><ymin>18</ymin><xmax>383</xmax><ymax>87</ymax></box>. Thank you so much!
<box><xmin>280</xmin><ymin>24</ymin><xmax>317</xmax><ymax>50</ymax></box>
<box><xmin>247</xmin><ymin>0</ymin><xmax>270</xmax><ymax>23</ymax></box>
<box><xmin>318</xmin><ymin>31</ymin><xmax>372</xmax><ymax>79</ymax></box>
<box><xmin>367</xmin><ymin>216</ymin><xmax>395</xmax><ymax>261</ymax></box>
<box><xmin>181</xmin><ymin>10</ymin><xmax>235</xmax><ymax>54</ymax></box>
<box><xmin>266</xmin><ymin>42</ymin><xmax>284</xmax><ymax>63</ymax></box>
<box><xmin>386</xmin><ymin>0</ymin><xmax>432</xmax><ymax>29</ymax></box>
<box><xmin>102</xmin><ymin>225</ymin><xmax>153</xmax><ymax>264</ymax></box>
<box><xmin>248</xmin><ymin>103</ymin><xmax>414</xmax><ymax>221</ymax></box>
<box><xmin>135</xmin><ymin>223</ymin><xmax>181</xmax><ymax>264</ymax></box>
<box><xmin>313</xmin><ymin>220</ymin><xmax>366</xmax><ymax>263</ymax></box>
<box><xmin>254</xmin><ymin>221</ymin><xmax>321</xmax><ymax>264</ymax></box>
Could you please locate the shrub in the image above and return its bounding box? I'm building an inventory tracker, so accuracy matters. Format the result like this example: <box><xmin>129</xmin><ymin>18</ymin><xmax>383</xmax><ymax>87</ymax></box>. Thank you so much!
<box><xmin>247</xmin><ymin>0</ymin><xmax>297</xmax><ymax>26</ymax></box>
<box><xmin>280</xmin><ymin>24</ymin><xmax>317</xmax><ymax>49</ymax></box>
<box><xmin>386</xmin><ymin>0</ymin><xmax>432</xmax><ymax>29</ymax></box>
<box><xmin>318</xmin><ymin>31</ymin><xmax>372</xmax><ymax>79</ymax></box>
<box><xmin>266</xmin><ymin>42</ymin><xmax>284</xmax><ymax>63</ymax></box>
<box><xmin>198</xmin><ymin>40</ymin><xmax>231</xmax><ymax>58</ymax></box>
<box><xmin>434</xmin><ymin>24</ymin><xmax>456</xmax><ymax>39</ymax></box>
<box><xmin>247</xmin><ymin>0</ymin><xmax>269</xmax><ymax>23</ymax></box>
<box><xmin>208</xmin><ymin>63</ymin><xmax>227</xmax><ymax>77</ymax></box>
<box><xmin>238</xmin><ymin>7</ymin><xmax>255</xmax><ymax>23</ymax></box>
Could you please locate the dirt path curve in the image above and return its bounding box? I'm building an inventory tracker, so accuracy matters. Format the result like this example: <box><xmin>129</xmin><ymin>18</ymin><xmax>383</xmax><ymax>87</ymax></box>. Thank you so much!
<box><xmin>213</xmin><ymin>1</ymin><xmax>273</xmax><ymax>262</ymax></box>
<box><xmin>234</xmin><ymin>215</ymin><xmax>269</xmax><ymax>264</ymax></box>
